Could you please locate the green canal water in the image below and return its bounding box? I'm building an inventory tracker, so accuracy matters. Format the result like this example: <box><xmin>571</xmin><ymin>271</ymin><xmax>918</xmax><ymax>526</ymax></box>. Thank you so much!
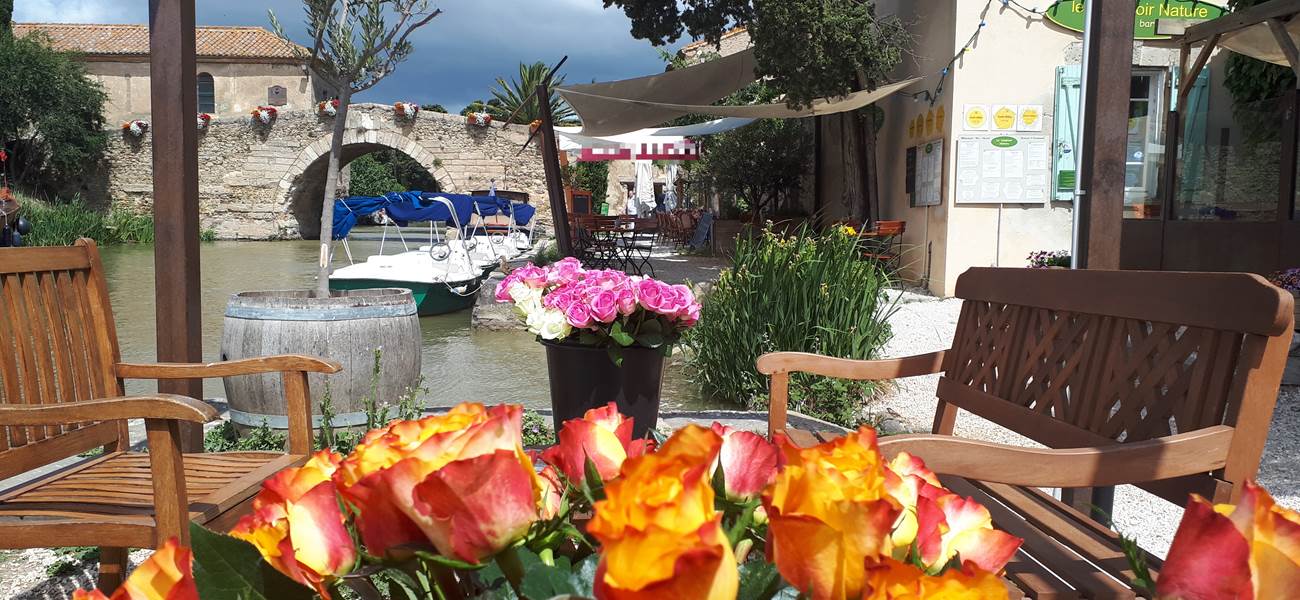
<box><xmin>101</xmin><ymin>240</ymin><xmax>708</xmax><ymax>410</ymax></box>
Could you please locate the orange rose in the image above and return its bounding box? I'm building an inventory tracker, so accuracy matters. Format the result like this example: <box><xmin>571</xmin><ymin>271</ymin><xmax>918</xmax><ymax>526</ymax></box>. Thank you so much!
<box><xmin>588</xmin><ymin>425</ymin><xmax>737</xmax><ymax>600</ymax></box>
<box><xmin>230</xmin><ymin>450</ymin><xmax>356</xmax><ymax>597</ymax></box>
<box><xmin>72</xmin><ymin>538</ymin><xmax>197</xmax><ymax>600</ymax></box>
<box><xmin>764</xmin><ymin>428</ymin><xmax>902</xmax><ymax>600</ymax></box>
<box><xmin>345</xmin><ymin>403</ymin><xmax>542</xmax><ymax>564</ymax></box>
<box><xmin>540</xmin><ymin>402</ymin><xmax>655</xmax><ymax>485</ymax></box>
<box><xmin>1158</xmin><ymin>481</ymin><xmax>1300</xmax><ymax>599</ymax></box>
<box><xmin>861</xmin><ymin>558</ymin><xmax>1009</xmax><ymax>599</ymax></box>
<box><xmin>711</xmin><ymin>422</ymin><xmax>779</xmax><ymax>501</ymax></box>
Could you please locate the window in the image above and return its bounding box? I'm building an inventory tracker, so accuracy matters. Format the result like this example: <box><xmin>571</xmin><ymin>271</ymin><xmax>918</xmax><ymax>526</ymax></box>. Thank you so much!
<box><xmin>1124</xmin><ymin>69</ymin><xmax>1166</xmax><ymax>218</ymax></box>
<box><xmin>196</xmin><ymin>73</ymin><xmax>215</xmax><ymax>113</ymax></box>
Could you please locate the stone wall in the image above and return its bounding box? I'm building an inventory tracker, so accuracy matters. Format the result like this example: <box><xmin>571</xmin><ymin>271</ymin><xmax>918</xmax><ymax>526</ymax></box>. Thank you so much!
<box><xmin>96</xmin><ymin>103</ymin><xmax>549</xmax><ymax>239</ymax></box>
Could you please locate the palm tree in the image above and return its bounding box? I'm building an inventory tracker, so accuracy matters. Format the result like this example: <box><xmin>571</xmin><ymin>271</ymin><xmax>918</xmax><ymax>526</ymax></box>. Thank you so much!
<box><xmin>487</xmin><ymin>61</ymin><xmax>577</xmax><ymax>125</ymax></box>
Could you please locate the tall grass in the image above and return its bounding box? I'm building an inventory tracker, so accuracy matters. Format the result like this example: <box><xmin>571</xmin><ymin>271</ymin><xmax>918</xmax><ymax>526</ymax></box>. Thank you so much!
<box><xmin>14</xmin><ymin>193</ymin><xmax>217</xmax><ymax>246</ymax></box>
<box><xmin>685</xmin><ymin>224</ymin><xmax>896</xmax><ymax>428</ymax></box>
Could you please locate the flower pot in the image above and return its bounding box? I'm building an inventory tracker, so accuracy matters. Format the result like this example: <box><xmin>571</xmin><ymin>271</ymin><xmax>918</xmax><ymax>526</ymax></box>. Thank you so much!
<box><xmin>543</xmin><ymin>340</ymin><xmax>664</xmax><ymax>439</ymax></box>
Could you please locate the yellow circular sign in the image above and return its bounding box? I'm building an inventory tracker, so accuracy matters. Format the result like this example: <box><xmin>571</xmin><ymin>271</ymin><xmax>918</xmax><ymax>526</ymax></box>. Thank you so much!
<box><xmin>993</xmin><ymin>106</ymin><xmax>1017</xmax><ymax>130</ymax></box>
<box><xmin>1020</xmin><ymin>107</ymin><xmax>1040</xmax><ymax>128</ymax></box>
<box><xmin>965</xmin><ymin>106</ymin><xmax>986</xmax><ymax>128</ymax></box>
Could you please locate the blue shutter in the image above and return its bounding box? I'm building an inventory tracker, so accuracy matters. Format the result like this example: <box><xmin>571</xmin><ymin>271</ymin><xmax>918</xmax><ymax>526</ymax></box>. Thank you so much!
<box><xmin>1174</xmin><ymin>67</ymin><xmax>1211</xmax><ymax>201</ymax></box>
<box><xmin>1053</xmin><ymin>66</ymin><xmax>1082</xmax><ymax>201</ymax></box>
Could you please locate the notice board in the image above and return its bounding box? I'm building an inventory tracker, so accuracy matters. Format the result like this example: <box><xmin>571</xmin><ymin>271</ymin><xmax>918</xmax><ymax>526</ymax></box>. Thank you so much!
<box><xmin>954</xmin><ymin>133</ymin><xmax>1051</xmax><ymax>204</ymax></box>
<box><xmin>907</xmin><ymin>139</ymin><xmax>943</xmax><ymax>207</ymax></box>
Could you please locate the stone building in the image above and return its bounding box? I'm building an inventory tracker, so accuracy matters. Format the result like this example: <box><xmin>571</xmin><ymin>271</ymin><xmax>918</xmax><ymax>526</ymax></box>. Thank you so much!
<box><xmin>13</xmin><ymin>23</ymin><xmax>331</xmax><ymax>123</ymax></box>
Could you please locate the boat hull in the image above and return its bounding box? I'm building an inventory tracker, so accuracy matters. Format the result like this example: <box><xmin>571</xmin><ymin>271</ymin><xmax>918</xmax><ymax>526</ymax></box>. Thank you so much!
<box><xmin>329</xmin><ymin>277</ymin><xmax>482</xmax><ymax>316</ymax></box>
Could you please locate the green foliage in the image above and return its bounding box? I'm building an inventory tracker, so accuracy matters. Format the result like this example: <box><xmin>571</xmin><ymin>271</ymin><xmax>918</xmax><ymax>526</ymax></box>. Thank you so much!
<box><xmin>688</xmin><ymin>117</ymin><xmax>812</xmax><ymax>217</ymax></box>
<box><xmin>604</xmin><ymin>0</ymin><xmax>906</xmax><ymax>108</ymax></box>
<box><xmin>18</xmin><ymin>194</ymin><xmax>156</xmax><ymax>247</ymax></box>
<box><xmin>0</xmin><ymin>0</ymin><xmax>12</xmax><ymax>32</ymax></box>
<box><xmin>316</xmin><ymin>348</ymin><xmax>428</xmax><ymax>454</ymax></box>
<box><xmin>419</xmin><ymin>103</ymin><xmax>448</xmax><ymax>113</ymax></box>
<box><xmin>0</xmin><ymin>32</ymin><xmax>108</xmax><ymax>189</ymax></box>
<box><xmin>461</xmin><ymin>98</ymin><xmax>502</xmax><ymax>116</ymax></box>
<box><xmin>45</xmin><ymin>546</ymin><xmax>100</xmax><ymax>577</ymax></box>
<box><xmin>562</xmin><ymin>161</ymin><xmax>610</xmax><ymax>206</ymax></box>
<box><xmin>521</xmin><ymin>410</ymin><xmax>554</xmax><ymax>447</ymax></box>
<box><xmin>685</xmin><ymin>225</ymin><xmax>896</xmax><ymax>428</ymax></box>
<box><xmin>348</xmin><ymin>149</ymin><xmax>441</xmax><ymax>197</ymax></box>
<box><xmin>203</xmin><ymin>420</ymin><xmax>287</xmax><ymax>453</ymax></box>
<box><xmin>487</xmin><ymin>61</ymin><xmax>576</xmax><ymax>125</ymax></box>
<box><xmin>190</xmin><ymin>523</ymin><xmax>315</xmax><ymax>600</ymax></box>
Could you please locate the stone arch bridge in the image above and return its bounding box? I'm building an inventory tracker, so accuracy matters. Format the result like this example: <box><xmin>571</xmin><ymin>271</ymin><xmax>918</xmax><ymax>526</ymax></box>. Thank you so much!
<box><xmin>96</xmin><ymin>103</ymin><xmax>549</xmax><ymax>239</ymax></box>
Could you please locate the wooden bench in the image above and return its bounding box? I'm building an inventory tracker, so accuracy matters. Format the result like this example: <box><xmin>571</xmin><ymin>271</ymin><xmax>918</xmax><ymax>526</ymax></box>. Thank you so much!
<box><xmin>759</xmin><ymin>267</ymin><xmax>1294</xmax><ymax>599</ymax></box>
<box><xmin>0</xmin><ymin>239</ymin><xmax>341</xmax><ymax>591</ymax></box>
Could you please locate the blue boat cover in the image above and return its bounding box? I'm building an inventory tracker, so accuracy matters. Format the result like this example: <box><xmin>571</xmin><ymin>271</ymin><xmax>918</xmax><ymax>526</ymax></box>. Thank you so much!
<box><xmin>331</xmin><ymin>191</ymin><xmax>536</xmax><ymax>240</ymax></box>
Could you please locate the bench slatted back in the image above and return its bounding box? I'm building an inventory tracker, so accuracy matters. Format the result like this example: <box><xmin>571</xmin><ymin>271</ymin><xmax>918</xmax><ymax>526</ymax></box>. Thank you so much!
<box><xmin>0</xmin><ymin>239</ymin><xmax>126</xmax><ymax>480</ymax></box>
<box><xmin>942</xmin><ymin>267</ymin><xmax>1294</xmax><ymax>505</ymax></box>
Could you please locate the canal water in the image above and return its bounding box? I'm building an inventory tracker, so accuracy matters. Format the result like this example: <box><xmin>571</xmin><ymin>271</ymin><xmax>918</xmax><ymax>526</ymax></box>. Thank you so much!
<box><xmin>101</xmin><ymin>240</ymin><xmax>708</xmax><ymax>410</ymax></box>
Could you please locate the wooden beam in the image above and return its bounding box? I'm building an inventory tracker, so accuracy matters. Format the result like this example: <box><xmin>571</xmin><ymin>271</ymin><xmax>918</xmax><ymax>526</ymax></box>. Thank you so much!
<box><xmin>1267</xmin><ymin>18</ymin><xmax>1300</xmax><ymax>78</ymax></box>
<box><xmin>537</xmin><ymin>82</ymin><xmax>573</xmax><ymax>256</ymax></box>
<box><xmin>1183</xmin><ymin>0</ymin><xmax>1300</xmax><ymax>44</ymax></box>
<box><xmin>1075</xmin><ymin>0</ymin><xmax>1135</xmax><ymax>270</ymax></box>
<box><xmin>148</xmin><ymin>0</ymin><xmax>203</xmax><ymax>451</ymax></box>
<box><xmin>1178</xmin><ymin>34</ymin><xmax>1220</xmax><ymax>108</ymax></box>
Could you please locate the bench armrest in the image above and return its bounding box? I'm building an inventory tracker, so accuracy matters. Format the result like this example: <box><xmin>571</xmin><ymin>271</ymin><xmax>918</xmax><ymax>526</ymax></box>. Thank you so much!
<box><xmin>760</xmin><ymin>350</ymin><xmax>947</xmax><ymax>439</ymax></box>
<box><xmin>0</xmin><ymin>395</ymin><xmax>217</xmax><ymax>426</ymax></box>
<box><xmin>876</xmin><ymin>425</ymin><xmax>1235</xmax><ymax>488</ymax></box>
<box><xmin>115</xmin><ymin>355</ymin><xmax>342</xmax><ymax>379</ymax></box>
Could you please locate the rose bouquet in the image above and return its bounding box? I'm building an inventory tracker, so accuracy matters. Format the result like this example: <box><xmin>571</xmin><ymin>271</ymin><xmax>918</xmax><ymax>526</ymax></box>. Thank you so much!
<box><xmin>467</xmin><ymin>112</ymin><xmax>493</xmax><ymax>127</ymax></box>
<box><xmin>251</xmin><ymin>106</ymin><xmax>278</xmax><ymax>125</ymax></box>
<box><xmin>71</xmin><ymin>402</ymin><xmax>1027</xmax><ymax>600</ymax></box>
<box><xmin>495</xmin><ymin>257</ymin><xmax>701</xmax><ymax>362</ymax></box>
<box><xmin>318</xmin><ymin>99</ymin><xmax>340</xmax><ymax>117</ymax></box>
<box><xmin>395</xmin><ymin>101</ymin><xmax>420</xmax><ymax>120</ymax></box>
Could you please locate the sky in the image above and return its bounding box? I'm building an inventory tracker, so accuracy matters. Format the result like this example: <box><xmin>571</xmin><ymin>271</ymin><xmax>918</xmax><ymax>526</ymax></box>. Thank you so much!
<box><xmin>13</xmin><ymin>0</ymin><xmax>682</xmax><ymax>112</ymax></box>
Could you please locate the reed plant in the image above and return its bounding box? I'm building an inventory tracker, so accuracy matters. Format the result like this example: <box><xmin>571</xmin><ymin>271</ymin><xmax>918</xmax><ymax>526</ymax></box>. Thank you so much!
<box><xmin>685</xmin><ymin>223</ymin><xmax>896</xmax><ymax>428</ymax></box>
<box><xmin>17</xmin><ymin>193</ymin><xmax>155</xmax><ymax>246</ymax></box>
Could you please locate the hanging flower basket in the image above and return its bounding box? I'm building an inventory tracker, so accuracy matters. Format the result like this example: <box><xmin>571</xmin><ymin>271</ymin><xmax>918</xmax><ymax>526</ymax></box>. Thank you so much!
<box><xmin>317</xmin><ymin>99</ymin><xmax>339</xmax><ymax>117</ymax></box>
<box><xmin>394</xmin><ymin>101</ymin><xmax>419</xmax><ymax>120</ymax></box>
<box><xmin>196</xmin><ymin>113</ymin><xmax>212</xmax><ymax>131</ymax></box>
<box><xmin>121</xmin><ymin>119</ymin><xmax>150</xmax><ymax>138</ymax></box>
<box><xmin>529</xmin><ymin>119</ymin><xmax>542</xmax><ymax>134</ymax></box>
<box><xmin>467</xmin><ymin>112</ymin><xmax>493</xmax><ymax>127</ymax></box>
<box><xmin>251</xmin><ymin>106</ymin><xmax>278</xmax><ymax>126</ymax></box>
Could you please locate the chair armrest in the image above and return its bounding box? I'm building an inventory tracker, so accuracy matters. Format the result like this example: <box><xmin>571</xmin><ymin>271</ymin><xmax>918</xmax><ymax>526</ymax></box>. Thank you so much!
<box><xmin>115</xmin><ymin>354</ymin><xmax>343</xmax><ymax>379</ymax></box>
<box><xmin>876</xmin><ymin>425</ymin><xmax>1236</xmax><ymax>488</ymax></box>
<box><xmin>0</xmin><ymin>395</ymin><xmax>217</xmax><ymax>426</ymax></box>
<box><xmin>761</xmin><ymin>351</ymin><xmax>947</xmax><ymax>440</ymax></box>
<box><xmin>757</xmin><ymin>350</ymin><xmax>948</xmax><ymax>380</ymax></box>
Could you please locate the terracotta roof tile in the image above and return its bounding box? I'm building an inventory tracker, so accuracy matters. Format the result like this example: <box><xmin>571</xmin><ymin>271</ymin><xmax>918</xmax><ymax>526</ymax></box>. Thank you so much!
<box><xmin>13</xmin><ymin>23</ymin><xmax>306</xmax><ymax>61</ymax></box>
<box><xmin>680</xmin><ymin>26</ymin><xmax>748</xmax><ymax>54</ymax></box>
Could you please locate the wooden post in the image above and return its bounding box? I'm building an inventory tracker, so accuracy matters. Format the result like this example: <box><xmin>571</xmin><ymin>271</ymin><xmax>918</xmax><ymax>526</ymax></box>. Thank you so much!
<box><xmin>149</xmin><ymin>0</ymin><xmax>203</xmax><ymax>451</ymax></box>
<box><xmin>1075</xmin><ymin>0</ymin><xmax>1135</xmax><ymax>270</ymax></box>
<box><xmin>537</xmin><ymin>82</ymin><xmax>573</xmax><ymax>256</ymax></box>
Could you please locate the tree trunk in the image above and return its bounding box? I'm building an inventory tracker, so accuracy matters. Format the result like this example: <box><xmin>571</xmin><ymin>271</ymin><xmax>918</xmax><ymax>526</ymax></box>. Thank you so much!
<box><xmin>840</xmin><ymin>114</ymin><xmax>865</xmax><ymax>220</ymax></box>
<box><xmin>860</xmin><ymin>109</ymin><xmax>880</xmax><ymax>227</ymax></box>
<box><xmin>316</xmin><ymin>88</ymin><xmax>353</xmax><ymax>297</ymax></box>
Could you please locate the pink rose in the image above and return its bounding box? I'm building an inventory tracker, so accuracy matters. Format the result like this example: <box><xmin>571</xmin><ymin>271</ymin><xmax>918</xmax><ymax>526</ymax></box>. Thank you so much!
<box><xmin>514</xmin><ymin>264</ymin><xmax>547</xmax><ymax>288</ymax></box>
<box><xmin>680</xmin><ymin>303</ymin><xmax>701</xmax><ymax>327</ymax></box>
<box><xmin>635</xmin><ymin>278</ymin><xmax>668</xmax><ymax>313</ymax></box>
<box><xmin>615</xmin><ymin>287</ymin><xmax>638</xmax><ymax>316</ymax></box>
<box><xmin>495</xmin><ymin>272</ymin><xmax>521</xmax><ymax>302</ymax></box>
<box><xmin>547</xmin><ymin>257</ymin><xmax>585</xmax><ymax>285</ymax></box>
<box><xmin>589</xmin><ymin>289</ymin><xmax>618</xmax><ymax>323</ymax></box>
<box><xmin>565</xmin><ymin>301</ymin><xmax>593</xmax><ymax>329</ymax></box>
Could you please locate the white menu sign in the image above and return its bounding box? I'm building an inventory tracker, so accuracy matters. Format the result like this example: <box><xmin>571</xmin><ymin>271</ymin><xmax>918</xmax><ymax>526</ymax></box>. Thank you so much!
<box><xmin>955</xmin><ymin>133</ymin><xmax>1051</xmax><ymax>205</ymax></box>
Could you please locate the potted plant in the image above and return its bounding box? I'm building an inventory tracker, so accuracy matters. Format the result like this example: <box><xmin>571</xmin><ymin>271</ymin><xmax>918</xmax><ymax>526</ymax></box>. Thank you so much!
<box><xmin>1027</xmin><ymin>249</ymin><xmax>1071</xmax><ymax>269</ymax></box>
<box><xmin>1268</xmin><ymin>268</ymin><xmax>1300</xmax><ymax>330</ymax></box>
<box><xmin>494</xmin><ymin>258</ymin><xmax>700</xmax><ymax>438</ymax></box>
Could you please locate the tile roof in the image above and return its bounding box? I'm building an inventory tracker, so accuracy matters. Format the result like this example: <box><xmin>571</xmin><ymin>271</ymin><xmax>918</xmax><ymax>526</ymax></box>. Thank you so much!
<box><xmin>680</xmin><ymin>26</ymin><xmax>748</xmax><ymax>54</ymax></box>
<box><xmin>13</xmin><ymin>23</ymin><xmax>306</xmax><ymax>61</ymax></box>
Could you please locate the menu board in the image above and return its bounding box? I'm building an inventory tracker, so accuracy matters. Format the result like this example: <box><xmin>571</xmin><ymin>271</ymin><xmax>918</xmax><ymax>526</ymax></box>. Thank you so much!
<box><xmin>907</xmin><ymin>139</ymin><xmax>944</xmax><ymax>207</ymax></box>
<box><xmin>954</xmin><ymin>133</ymin><xmax>1051</xmax><ymax>204</ymax></box>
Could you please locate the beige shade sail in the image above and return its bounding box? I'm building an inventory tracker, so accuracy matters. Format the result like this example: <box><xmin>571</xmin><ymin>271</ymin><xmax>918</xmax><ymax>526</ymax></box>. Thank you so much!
<box><xmin>1218</xmin><ymin>16</ymin><xmax>1300</xmax><ymax>67</ymax></box>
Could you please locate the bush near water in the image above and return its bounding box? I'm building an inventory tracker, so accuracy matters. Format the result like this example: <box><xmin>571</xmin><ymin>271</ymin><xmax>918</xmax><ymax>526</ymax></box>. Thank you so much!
<box><xmin>685</xmin><ymin>224</ymin><xmax>896</xmax><ymax>429</ymax></box>
<box><xmin>14</xmin><ymin>192</ymin><xmax>215</xmax><ymax>246</ymax></box>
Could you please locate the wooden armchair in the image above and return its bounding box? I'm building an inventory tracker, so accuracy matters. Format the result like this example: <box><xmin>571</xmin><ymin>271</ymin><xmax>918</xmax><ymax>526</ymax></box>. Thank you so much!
<box><xmin>0</xmin><ymin>240</ymin><xmax>341</xmax><ymax>591</ymax></box>
<box><xmin>759</xmin><ymin>267</ymin><xmax>1294</xmax><ymax>599</ymax></box>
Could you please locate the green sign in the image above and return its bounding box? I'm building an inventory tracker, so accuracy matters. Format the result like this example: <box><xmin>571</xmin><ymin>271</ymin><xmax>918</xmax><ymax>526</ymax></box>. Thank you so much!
<box><xmin>991</xmin><ymin>136</ymin><xmax>1019</xmax><ymax>148</ymax></box>
<box><xmin>1044</xmin><ymin>0</ymin><xmax>1225</xmax><ymax>41</ymax></box>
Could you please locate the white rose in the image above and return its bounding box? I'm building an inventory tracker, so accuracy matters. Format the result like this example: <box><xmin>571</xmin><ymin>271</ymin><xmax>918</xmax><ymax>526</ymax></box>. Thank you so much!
<box><xmin>508</xmin><ymin>282</ymin><xmax>542</xmax><ymax>306</ymax></box>
<box><xmin>532</xmin><ymin>308</ymin><xmax>572</xmax><ymax>341</ymax></box>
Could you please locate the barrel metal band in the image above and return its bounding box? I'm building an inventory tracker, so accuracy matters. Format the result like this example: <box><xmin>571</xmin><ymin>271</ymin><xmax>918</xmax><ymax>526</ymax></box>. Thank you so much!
<box><xmin>225</xmin><ymin>303</ymin><xmax>416</xmax><ymax>321</ymax></box>
<box><xmin>228</xmin><ymin>408</ymin><xmax>372</xmax><ymax>429</ymax></box>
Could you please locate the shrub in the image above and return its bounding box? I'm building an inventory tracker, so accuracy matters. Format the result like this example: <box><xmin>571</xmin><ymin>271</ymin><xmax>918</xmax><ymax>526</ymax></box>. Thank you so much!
<box><xmin>17</xmin><ymin>193</ymin><xmax>156</xmax><ymax>247</ymax></box>
<box><xmin>1269</xmin><ymin>267</ymin><xmax>1300</xmax><ymax>294</ymax></box>
<box><xmin>521</xmin><ymin>410</ymin><xmax>554</xmax><ymax>447</ymax></box>
<box><xmin>685</xmin><ymin>224</ymin><xmax>895</xmax><ymax>428</ymax></box>
<box><xmin>1027</xmin><ymin>249</ymin><xmax>1071</xmax><ymax>268</ymax></box>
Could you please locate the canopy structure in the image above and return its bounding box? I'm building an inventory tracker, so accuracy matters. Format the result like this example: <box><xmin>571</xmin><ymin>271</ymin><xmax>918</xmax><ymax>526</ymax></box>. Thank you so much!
<box><xmin>556</xmin><ymin>46</ymin><xmax>922</xmax><ymax>136</ymax></box>
<box><xmin>331</xmin><ymin>192</ymin><xmax>536</xmax><ymax>240</ymax></box>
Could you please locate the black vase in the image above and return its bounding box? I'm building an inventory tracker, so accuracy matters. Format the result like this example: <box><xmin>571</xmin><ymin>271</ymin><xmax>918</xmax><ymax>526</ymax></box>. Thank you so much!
<box><xmin>543</xmin><ymin>340</ymin><xmax>665</xmax><ymax>440</ymax></box>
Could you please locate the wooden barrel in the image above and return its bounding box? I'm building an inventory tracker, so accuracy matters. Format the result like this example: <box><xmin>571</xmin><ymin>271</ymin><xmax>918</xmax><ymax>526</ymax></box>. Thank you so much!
<box><xmin>221</xmin><ymin>288</ymin><xmax>421</xmax><ymax>433</ymax></box>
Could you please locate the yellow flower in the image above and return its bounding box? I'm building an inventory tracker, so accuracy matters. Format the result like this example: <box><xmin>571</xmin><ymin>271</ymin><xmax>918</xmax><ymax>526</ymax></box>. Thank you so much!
<box><xmin>860</xmin><ymin>558</ymin><xmax>1009</xmax><ymax>599</ymax></box>
<box><xmin>588</xmin><ymin>425</ymin><xmax>737</xmax><ymax>600</ymax></box>
<box><xmin>840</xmin><ymin>225</ymin><xmax>859</xmax><ymax>236</ymax></box>
<box><xmin>72</xmin><ymin>538</ymin><xmax>198</xmax><ymax>600</ymax></box>
<box><xmin>765</xmin><ymin>428</ymin><xmax>901</xmax><ymax>600</ymax></box>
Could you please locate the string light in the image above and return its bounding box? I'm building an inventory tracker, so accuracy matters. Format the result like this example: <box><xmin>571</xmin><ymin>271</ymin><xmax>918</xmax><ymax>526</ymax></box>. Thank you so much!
<box><xmin>908</xmin><ymin>0</ymin><xmax>1050</xmax><ymax>106</ymax></box>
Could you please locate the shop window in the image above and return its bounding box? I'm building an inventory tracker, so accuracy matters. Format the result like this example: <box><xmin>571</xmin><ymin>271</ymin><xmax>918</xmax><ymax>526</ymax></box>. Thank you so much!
<box><xmin>1124</xmin><ymin>70</ymin><xmax>1166</xmax><ymax>219</ymax></box>
<box><xmin>197</xmin><ymin>73</ymin><xmax>216</xmax><ymax>113</ymax></box>
<box><xmin>1175</xmin><ymin>92</ymin><xmax>1281</xmax><ymax>222</ymax></box>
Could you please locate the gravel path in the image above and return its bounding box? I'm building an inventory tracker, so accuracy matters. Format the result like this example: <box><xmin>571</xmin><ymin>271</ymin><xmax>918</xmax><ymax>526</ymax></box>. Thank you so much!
<box><xmin>877</xmin><ymin>291</ymin><xmax>1300</xmax><ymax>557</ymax></box>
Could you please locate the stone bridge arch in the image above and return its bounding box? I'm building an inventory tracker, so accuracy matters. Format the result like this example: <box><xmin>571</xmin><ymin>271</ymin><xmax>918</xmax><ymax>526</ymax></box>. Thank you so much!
<box><xmin>94</xmin><ymin>103</ymin><xmax>549</xmax><ymax>240</ymax></box>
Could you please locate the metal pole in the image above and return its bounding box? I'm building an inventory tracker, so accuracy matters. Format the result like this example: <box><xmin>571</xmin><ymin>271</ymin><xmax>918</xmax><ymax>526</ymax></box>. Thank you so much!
<box><xmin>1075</xmin><ymin>0</ymin><xmax>1135</xmax><ymax>270</ymax></box>
<box><xmin>537</xmin><ymin>82</ymin><xmax>574</xmax><ymax>256</ymax></box>
<box><xmin>149</xmin><ymin>0</ymin><xmax>203</xmax><ymax>451</ymax></box>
